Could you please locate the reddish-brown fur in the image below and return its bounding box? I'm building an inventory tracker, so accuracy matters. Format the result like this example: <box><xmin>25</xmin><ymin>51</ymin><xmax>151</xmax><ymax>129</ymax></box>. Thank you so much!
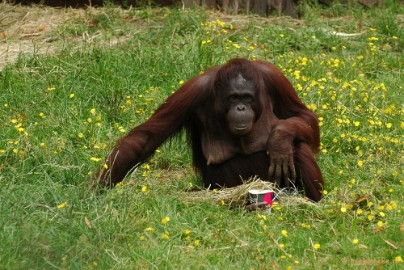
<box><xmin>96</xmin><ymin>58</ymin><xmax>324</xmax><ymax>202</ymax></box>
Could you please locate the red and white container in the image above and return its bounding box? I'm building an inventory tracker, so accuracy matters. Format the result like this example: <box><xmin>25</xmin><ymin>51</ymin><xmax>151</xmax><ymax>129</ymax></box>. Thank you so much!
<box><xmin>248</xmin><ymin>189</ymin><xmax>274</xmax><ymax>206</ymax></box>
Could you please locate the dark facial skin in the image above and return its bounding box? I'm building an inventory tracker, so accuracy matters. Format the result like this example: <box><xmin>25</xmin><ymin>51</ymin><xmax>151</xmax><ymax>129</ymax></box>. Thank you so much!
<box><xmin>226</xmin><ymin>74</ymin><xmax>256</xmax><ymax>136</ymax></box>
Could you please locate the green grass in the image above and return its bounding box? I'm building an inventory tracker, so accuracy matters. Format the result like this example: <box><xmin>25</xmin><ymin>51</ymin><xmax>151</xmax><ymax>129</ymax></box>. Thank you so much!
<box><xmin>0</xmin><ymin>1</ymin><xmax>403</xmax><ymax>269</ymax></box>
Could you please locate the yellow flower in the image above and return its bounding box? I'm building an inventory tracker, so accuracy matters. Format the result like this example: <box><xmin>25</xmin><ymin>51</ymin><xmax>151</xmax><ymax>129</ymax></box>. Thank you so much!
<box><xmin>57</xmin><ymin>201</ymin><xmax>68</xmax><ymax>209</ymax></box>
<box><xmin>141</xmin><ymin>186</ymin><xmax>148</xmax><ymax>193</ymax></box>
<box><xmin>394</xmin><ymin>256</ymin><xmax>403</xmax><ymax>263</ymax></box>
<box><xmin>183</xmin><ymin>229</ymin><xmax>191</xmax><ymax>235</ymax></box>
<box><xmin>281</xmin><ymin>230</ymin><xmax>288</xmax><ymax>237</ymax></box>
<box><xmin>90</xmin><ymin>157</ymin><xmax>101</xmax><ymax>162</ymax></box>
<box><xmin>357</xmin><ymin>160</ymin><xmax>363</xmax><ymax>167</ymax></box>
<box><xmin>340</xmin><ymin>207</ymin><xmax>347</xmax><ymax>213</ymax></box>
<box><xmin>161</xmin><ymin>232</ymin><xmax>170</xmax><ymax>240</ymax></box>
<box><xmin>145</xmin><ymin>227</ymin><xmax>155</xmax><ymax>232</ymax></box>
<box><xmin>161</xmin><ymin>216</ymin><xmax>170</xmax><ymax>224</ymax></box>
<box><xmin>142</xmin><ymin>164</ymin><xmax>150</xmax><ymax>170</ymax></box>
<box><xmin>352</xmin><ymin>239</ymin><xmax>359</xmax><ymax>244</ymax></box>
<box><xmin>313</xmin><ymin>243</ymin><xmax>320</xmax><ymax>250</ymax></box>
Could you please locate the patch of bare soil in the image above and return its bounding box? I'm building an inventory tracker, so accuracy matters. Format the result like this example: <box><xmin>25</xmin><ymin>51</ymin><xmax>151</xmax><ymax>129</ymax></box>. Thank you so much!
<box><xmin>0</xmin><ymin>3</ymin><xmax>133</xmax><ymax>70</ymax></box>
<box><xmin>0</xmin><ymin>3</ymin><xmax>74</xmax><ymax>69</ymax></box>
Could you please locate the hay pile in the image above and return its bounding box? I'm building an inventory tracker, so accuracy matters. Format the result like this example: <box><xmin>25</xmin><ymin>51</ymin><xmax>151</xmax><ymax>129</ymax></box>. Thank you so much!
<box><xmin>185</xmin><ymin>179</ymin><xmax>315</xmax><ymax>209</ymax></box>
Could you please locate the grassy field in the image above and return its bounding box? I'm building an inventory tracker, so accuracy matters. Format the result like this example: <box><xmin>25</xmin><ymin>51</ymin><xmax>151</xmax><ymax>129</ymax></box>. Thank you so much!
<box><xmin>0</xmin><ymin>1</ymin><xmax>403</xmax><ymax>269</ymax></box>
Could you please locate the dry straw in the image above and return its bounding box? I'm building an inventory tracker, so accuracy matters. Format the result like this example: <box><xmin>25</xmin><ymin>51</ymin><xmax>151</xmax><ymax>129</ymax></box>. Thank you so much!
<box><xmin>185</xmin><ymin>178</ymin><xmax>315</xmax><ymax>209</ymax></box>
